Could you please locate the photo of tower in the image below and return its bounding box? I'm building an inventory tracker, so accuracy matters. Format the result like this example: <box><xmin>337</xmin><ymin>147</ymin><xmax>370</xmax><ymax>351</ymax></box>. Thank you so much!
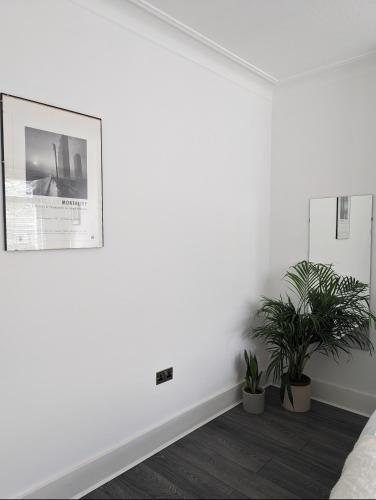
<box><xmin>25</xmin><ymin>126</ymin><xmax>88</xmax><ymax>199</ymax></box>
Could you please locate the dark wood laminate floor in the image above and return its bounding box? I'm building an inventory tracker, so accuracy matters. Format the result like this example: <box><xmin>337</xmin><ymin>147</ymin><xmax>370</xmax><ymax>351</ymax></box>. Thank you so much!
<box><xmin>83</xmin><ymin>387</ymin><xmax>367</xmax><ymax>500</ymax></box>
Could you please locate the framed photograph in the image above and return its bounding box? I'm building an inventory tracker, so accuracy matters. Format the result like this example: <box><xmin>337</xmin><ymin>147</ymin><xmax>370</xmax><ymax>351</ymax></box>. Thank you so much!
<box><xmin>336</xmin><ymin>195</ymin><xmax>351</xmax><ymax>240</ymax></box>
<box><xmin>0</xmin><ymin>94</ymin><xmax>103</xmax><ymax>251</ymax></box>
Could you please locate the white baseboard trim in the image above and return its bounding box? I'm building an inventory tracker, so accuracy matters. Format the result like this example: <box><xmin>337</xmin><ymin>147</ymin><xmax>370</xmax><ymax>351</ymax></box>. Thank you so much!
<box><xmin>23</xmin><ymin>379</ymin><xmax>372</xmax><ymax>499</ymax></box>
<box><xmin>311</xmin><ymin>379</ymin><xmax>376</xmax><ymax>418</ymax></box>
<box><xmin>21</xmin><ymin>382</ymin><xmax>243</xmax><ymax>499</ymax></box>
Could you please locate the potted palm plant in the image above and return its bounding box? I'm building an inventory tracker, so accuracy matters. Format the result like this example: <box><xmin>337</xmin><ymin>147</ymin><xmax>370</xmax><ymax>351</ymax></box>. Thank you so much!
<box><xmin>254</xmin><ymin>261</ymin><xmax>375</xmax><ymax>413</ymax></box>
<box><xmin>243</xmin><ymin>350</ymin><xmax>265</xmax><ymax>414</ymax></box>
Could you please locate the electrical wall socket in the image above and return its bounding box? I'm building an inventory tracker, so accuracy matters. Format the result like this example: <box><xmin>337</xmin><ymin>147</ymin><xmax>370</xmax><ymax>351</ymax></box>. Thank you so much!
<box><xmin>156</xmin><ymin>367</ymin><xmax>173</xmax><ymax>385</ymax></box>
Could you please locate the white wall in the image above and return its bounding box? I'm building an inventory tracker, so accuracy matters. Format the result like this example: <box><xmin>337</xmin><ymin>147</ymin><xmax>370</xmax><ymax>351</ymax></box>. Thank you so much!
<box><xmin>0</xmin><ymin>0</ymin><xmax>272</xmax><ymax>497</ymax></box>
<box><xmin>271</xmin><ymin>56</ymin><xmax>376</xmax><ymax>414</ymax></box>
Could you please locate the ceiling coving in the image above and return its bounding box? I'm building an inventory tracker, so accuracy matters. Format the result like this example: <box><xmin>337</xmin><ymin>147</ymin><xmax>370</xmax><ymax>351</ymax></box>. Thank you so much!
<box><xmin>131</xmin><ymin>0</ymin><xmax>376</xmax><ymax>83</ymax></box>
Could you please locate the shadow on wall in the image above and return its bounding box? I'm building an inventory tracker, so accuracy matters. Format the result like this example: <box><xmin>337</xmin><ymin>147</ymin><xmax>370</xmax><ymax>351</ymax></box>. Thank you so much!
<box><xmin>236</xmin><ymin>299</ymin><xmax>270</xmax><ymax>385</ymax></box>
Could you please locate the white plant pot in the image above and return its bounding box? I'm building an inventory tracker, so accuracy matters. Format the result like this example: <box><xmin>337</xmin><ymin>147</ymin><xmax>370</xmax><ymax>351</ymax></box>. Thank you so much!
<box><xmin>242</xmin><ymin>387</ymin><xmax>265</xmax><ymax>415</ymax></box>
<box><xmin>283</xmin><ymin>377</ymin><xmax>311</xmax><ymax>413</ymax></box>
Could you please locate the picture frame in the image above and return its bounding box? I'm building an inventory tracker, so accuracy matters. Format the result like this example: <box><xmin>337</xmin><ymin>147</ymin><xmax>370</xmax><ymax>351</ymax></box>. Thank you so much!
<box><xmin>336</xmin><ymin>195</ymin><xmax>351</xmax><ymax>240</ymax></box>
<box><xmin>0</xmin><ymin>94</ymin><xmax>103</xmax><ymax>251</ymax></box>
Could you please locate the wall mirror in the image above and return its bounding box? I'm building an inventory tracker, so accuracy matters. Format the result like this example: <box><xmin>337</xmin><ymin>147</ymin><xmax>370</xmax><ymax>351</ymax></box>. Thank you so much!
<box><xmin>309</xmin><ymin>195</ymin><xmax>373</xmax><ymax>287</ymax></box>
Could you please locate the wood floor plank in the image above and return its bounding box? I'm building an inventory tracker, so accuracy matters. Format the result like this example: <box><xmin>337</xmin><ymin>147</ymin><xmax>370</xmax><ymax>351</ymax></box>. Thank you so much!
<box><xmin>83</xmin><ymin>462</ymin><xmax>190</xmax><ymax>500</ymax></box>
<box><xmin>83</xmin><ymin>473</ymin><xmax>153</xmax><ymax>500</ymax></box>
<box><xmin>208</xmin><ymin>417</ymin><xmax>340</xmax><ymax>483</ymax></box>
<box><xmin>300</xmin><ymin>439</ymin><xmax>349</xmax><ymax>473</ymax></box>
<box><xmin>146</xmin><ymin>447</ymin><xmax>247</xmax><ymax>499</ymax></box>
<box><xmin>117</xmin><ymin>463</ymin><xmax>192</xmax><ymax>499</ymax></box>
<box><xmin>219</xmin><ymin>406</ymin><xmax>308</xmax><ymax>451</ymax></box>
<box><xmin>253</xmin><ymin>406</ymin><xmax>358</xmax><ymax>452</ymax></box>
<box><xmin>258</xmin><ymin>457</ymin><xmax>330</xmax><ymax>499</ymax></box>
<box><xmin>223</xmin><ymin>397</ymin><xmax>360</xmax><ymax>458</ymax></box>
<box><xmin>84</xmin><ymin>387</ymin><xmax>364</xmax><ymax>500</ymax></box>
<box><xmin>182</xmin><ymin>423</ymin><xmax>271</xmax><ymax>472</ymax></box>
<box><xmin>170</xmin><ymin>436</ymin><xmax>297</xmax><ymax>500</ymax></box>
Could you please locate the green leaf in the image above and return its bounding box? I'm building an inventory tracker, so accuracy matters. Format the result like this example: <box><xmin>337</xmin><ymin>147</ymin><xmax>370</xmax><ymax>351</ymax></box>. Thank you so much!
<box><xmin>243</xmin><ymin>350</ymin><xmax>261</xmax><ymax>394</ymax></box>
<box><xmin>251</xmin><ymin>260</ymin><xmax>375</xmax><ymax>393</ymax></box>
<box><xmin>280</xmin><ymin>375</ymin><xmax>287</xmax><ymax>403</ymax></box>
<box><xmin>286</xmin><ymin>379</ymin><xmax>294</xmax><ymax>408</ymax></box>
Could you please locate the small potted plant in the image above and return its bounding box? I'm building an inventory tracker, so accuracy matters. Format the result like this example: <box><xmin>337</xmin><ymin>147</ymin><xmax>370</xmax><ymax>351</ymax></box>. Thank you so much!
<box><xmin>242</xmin><ymin>350</ymin><xmax>265</xmax><ymax>414</ymax></box>
<box><xmin>254</xmin><ymin>261</ymin><xmax>375</xmax><ymax>413</ymax></box>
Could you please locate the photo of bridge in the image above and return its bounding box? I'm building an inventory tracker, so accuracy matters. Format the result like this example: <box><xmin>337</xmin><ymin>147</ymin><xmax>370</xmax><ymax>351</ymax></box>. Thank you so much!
<box><xmin>25</xmin><ymin>126</ymin><xmax>88</xmax><ymax>199</ymax></box>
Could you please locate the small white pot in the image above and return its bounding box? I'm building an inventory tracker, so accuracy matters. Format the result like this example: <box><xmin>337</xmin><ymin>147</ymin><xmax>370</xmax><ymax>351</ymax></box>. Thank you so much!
<box><xmin>242</xmin><ymin>387</ymin><xmax>265</xmax><ymax>415</ymax></box>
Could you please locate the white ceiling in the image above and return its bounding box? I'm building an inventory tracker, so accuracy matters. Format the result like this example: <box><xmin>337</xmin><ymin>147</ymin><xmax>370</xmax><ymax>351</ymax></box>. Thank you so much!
<box><xmin>133</xmin><ymin>0</ymin><xmax>376</xmax><ymax>83</ymax></box>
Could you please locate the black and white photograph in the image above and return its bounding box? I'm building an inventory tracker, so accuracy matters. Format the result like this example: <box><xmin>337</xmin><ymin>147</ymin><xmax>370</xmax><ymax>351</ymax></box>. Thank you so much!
<box><xmin>25</xmin><ymin>127</ymin><xmax>88</xmax><ymax>199</ymax></box>
<box><xmin>1</xmin><ymin>94</ymin><xmax>103</xmax><ymax>251</ymax></box>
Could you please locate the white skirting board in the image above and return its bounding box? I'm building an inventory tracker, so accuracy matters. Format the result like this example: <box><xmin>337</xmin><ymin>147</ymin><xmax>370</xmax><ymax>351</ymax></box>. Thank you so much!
<box><xmin>21</xmin><ymin>379</ymin><xmax>374</xmax><ymax>499</ymax></box>
<box><xmin>21</xmin><ymin>383</ymin><xmax>243</xmax><ymax>500</ymax></box>
<box><xmin>311</xmin><ymin>379</ymin><xmax>376</xmax><ymax>418</ymax></box>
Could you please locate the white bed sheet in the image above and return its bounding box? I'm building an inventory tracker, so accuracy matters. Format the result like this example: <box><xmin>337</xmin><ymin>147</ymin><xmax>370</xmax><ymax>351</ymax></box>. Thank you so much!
<box><xmin>331</xmin><ymin>411</ymin><xmax>376</xmax><ymax>500</ymax></box>
<box><xmin>360</xmin><ymin>411</ymin><xmax>376</xmax><ymax>438</ymax></box>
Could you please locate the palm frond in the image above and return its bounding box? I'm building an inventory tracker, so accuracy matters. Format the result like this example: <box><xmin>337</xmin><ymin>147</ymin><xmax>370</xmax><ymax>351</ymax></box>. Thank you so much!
<box><xmin>253</xmin><ymin>261</ymin><xmax>375</xmax><ymax>402</ymax></box>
